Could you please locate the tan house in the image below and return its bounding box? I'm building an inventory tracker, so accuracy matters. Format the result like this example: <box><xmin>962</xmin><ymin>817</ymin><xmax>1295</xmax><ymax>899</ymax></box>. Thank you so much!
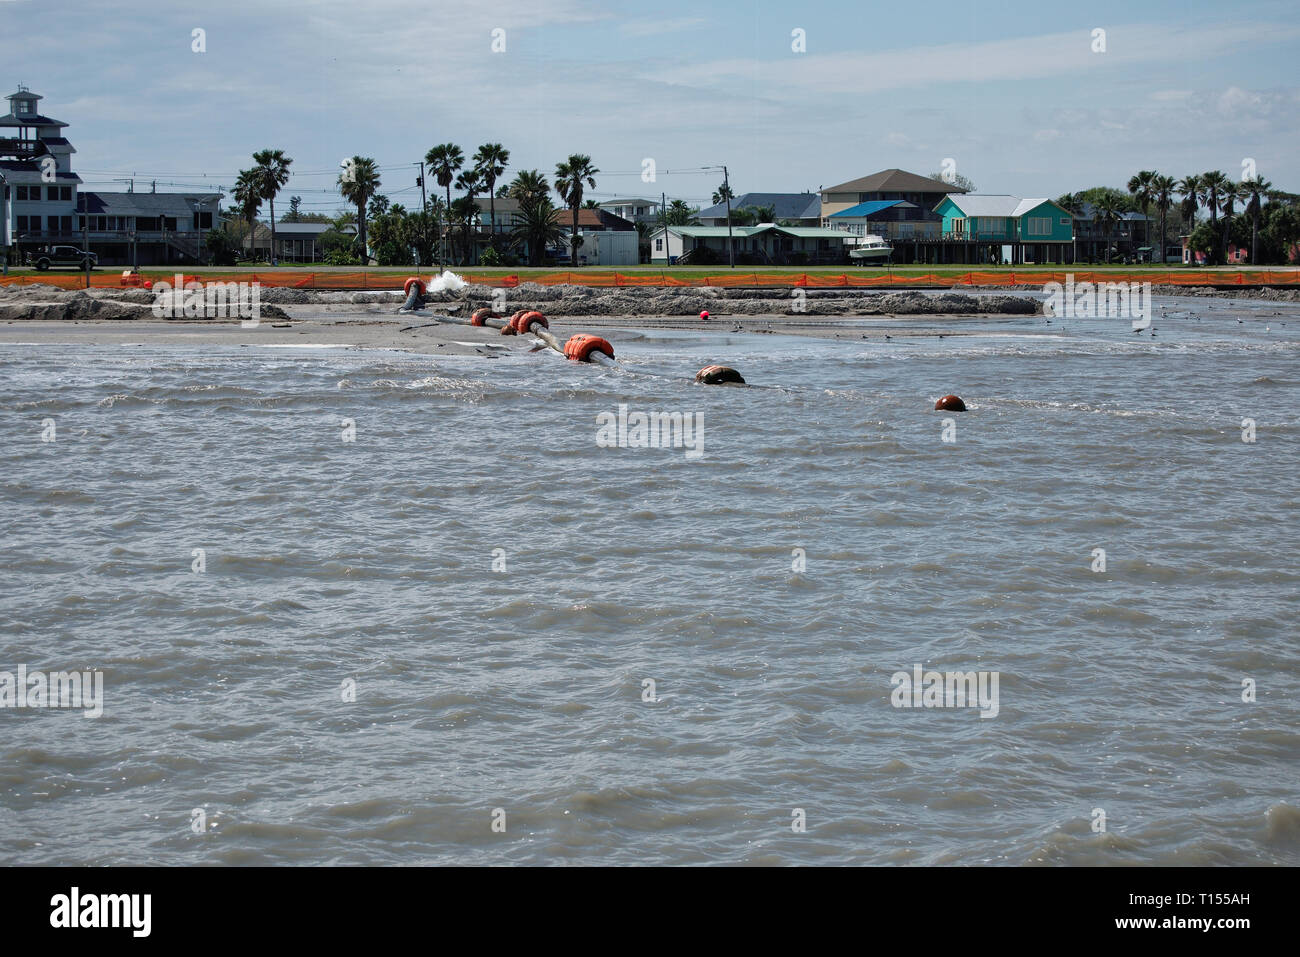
<box><xmin>820</xmin><ymin>168</ymin><xmax>965</xmax><ymax>223</ymax></box>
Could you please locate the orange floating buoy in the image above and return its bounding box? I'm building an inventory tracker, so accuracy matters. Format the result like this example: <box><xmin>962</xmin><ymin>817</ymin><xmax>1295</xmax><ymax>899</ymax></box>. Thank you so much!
<box><xmin>935</xmin><ymin>394</ymin><xmax>967</xmax><ymax>412</ymax></box>
<box><xmin>499</xmin><ymin>322</ymin><xmax>517</xmax><ymax>335</ymax></box>
<box><xmin>403</xmin><ymin>277</ymin><xmax>426</xmax><ymax>297</ymax></box>
<box><xmin>700</xmin><ymin>310</ymin><xmax>710</xmax><ymax>320</ymax></box>
<box><xmin>470</xmin><ymin>307</ymin><xmax>494</xmax><ymax>326</ymax></box>
<box><xmin>695</xmin><ymin>364</ymin><xmax>745</xmax><ymax>385</ymax></box>
<box><xmin>513</xmin><ymin>310</ymin><xmax>548</xmax><ymax>334</ymax></box>
<box><xmin>563</xmin><ymin>334</ymin><xmax>615</xmax><ymax>362</ymax></box>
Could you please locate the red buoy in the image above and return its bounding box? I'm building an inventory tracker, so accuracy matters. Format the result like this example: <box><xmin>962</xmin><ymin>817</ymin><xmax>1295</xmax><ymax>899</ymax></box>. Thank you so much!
<box><xmin>563</xmin><ymin>334</ymin><xmax>615</xmax><ymax>362</ymax></box>
<box><xmin>700</xmin><ymin>310</ymin><xmax>710</xmax><ymax>320</ymax></box>
<box><xmin>513</xmin><ymin>310</ymin><xmax>548</xmax><ymax>334</ymax></box>
<box><xmin>934</xmin><ymin>394</ymin><xmax>967</xmax><ymax>412</ymax></box>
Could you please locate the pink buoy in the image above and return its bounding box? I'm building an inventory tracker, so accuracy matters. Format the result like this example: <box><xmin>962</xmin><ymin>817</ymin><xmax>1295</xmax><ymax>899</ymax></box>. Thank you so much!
<box><xmin>700</xmin><ymin>310</ymin><xmax>710</xmax><ymax>321</ymax></box>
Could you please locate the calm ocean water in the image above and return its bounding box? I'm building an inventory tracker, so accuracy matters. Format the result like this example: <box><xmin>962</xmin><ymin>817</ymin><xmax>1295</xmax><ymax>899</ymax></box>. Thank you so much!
<box><xmin>2</xmin><ymin>295</ymin><xmax>1298</xmax><ymax>865</ymax></box>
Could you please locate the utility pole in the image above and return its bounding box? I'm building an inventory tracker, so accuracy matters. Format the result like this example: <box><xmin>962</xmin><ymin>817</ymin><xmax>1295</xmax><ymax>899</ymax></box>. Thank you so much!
<box><xmin>661</xmin><ymin>191</ymin><xmax>668</xmax><ymax>265</ymax></box>
<box><xmin>0</xmin><ymin>172</ymin><xmax>8</xmax><ymax>276</ymax></box>
<box><xmin>416</xmin><ymin>161</ymin><xmax>428</xmax><ymax>268</ymax></box>
<box><xmin>722</xmin><ymin>164</ymin><xmax>734</xmax><ymax>268</ymax></box>
<box><xmin>82</xmin><ymin>207</ymin><xmax>90</xmax><ymax>289</ymax></box>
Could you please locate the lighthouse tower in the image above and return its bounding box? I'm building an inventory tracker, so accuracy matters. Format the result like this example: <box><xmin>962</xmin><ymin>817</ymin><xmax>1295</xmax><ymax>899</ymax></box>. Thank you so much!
<box><xmin>0</xmin><ymin>84</ymin><xmax>82</xmax><ymax>248</ymax></box>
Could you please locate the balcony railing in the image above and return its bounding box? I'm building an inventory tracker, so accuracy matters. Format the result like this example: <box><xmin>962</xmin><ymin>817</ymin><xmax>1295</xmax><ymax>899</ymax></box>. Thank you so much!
<box><xmin>0</xmin><ymin>137</ymin><xmax>47</xmax><ymax>159</ymax></box>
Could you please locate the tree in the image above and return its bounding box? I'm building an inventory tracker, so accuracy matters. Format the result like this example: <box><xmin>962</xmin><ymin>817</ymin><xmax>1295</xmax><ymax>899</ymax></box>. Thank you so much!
<box><xmin>931</xmin><ymin>171</ymin><xmax>976</xmax><ymax>192</ymax></box>
<box><xmin>1094</xmin><ymin>194</ymin><xmax>1123</xmax><ymax>263</ymax></box>
<box><xmin>453</xmin><ymin>168</ymin><xmax>483</xmax><ymax>264</ymax></box>
<box><xmin>251</xmin><ymin>149</ymin><xmax>293</xmax><ymax>265</ymax></box>
<box><xmin>1126</xmin><ymin>170</ymin><xmax>1157</xmax><ymax>260</ymax></box>
<box><xmin>424</xmin><ymin>143</ymin><xmax>464</xmax><ymax>263</ymax></box>
<box><xmin>508</xmin><ymin>169</ymin><xmax>550</xmax><ymax>209</ymax></box>
<box><xmin>368</xmin><ymin>193</ymin><xmax>390</xmax><ymax>220</ymax></box>
<box><xmin>664</xmin><ymin>199</ymin><xmax>699</xmax><ymax>226</ymax></box>
<box><xmin>1242</xmin><ymin>175</ymin><xmax>1273</xmax><ymax>265</ymax></box>
<box><xmin>473</xmin><ymin>143</ymin><xmax>510</xmax><ymax>245</ymax></box>
<box><xmin>555</xmin><ymin>154</ymin><xmax>600</xmax><ymax>267</ymax></box>
<box><xmin>232</xmin><ymin>168</ymin><xmax>262</xmax><ymax>261</ymax></box>
<box><xmin>712</xmin><ymin>182</ymin><xmax>734</xmax><ymax>205</ymax></box>
<box><xmin>1199</xmin><ymin>170</ymin><xmax>1231</xmax><ymax>264</ymax></box>
<box><xmin>509</xmin><ymin>194</ymin><xmax>566</xmax><ymax>266</ymax></box>
<box><xmin>1177</xmin><ymin>175</ymin><xmax>1201</xmax><ymax>246</ymax></box>
<box><xmin>286</xmin><ymin>195</ymin><xmax>302</xmax><ymax>223</ymax></box>
<box><xmin>337</xmin><ymin>155</ymin><xmax>381</xmax><ymax>264</ymax></box>
<box><xmin>1151</xmin><ymin>174</ymin><xmax>1176</xmax><ymax>265</ymax></box>
<box><xmin>1221</xmin><ymin>180</ymin><xmax>1247</xmax><ymax>261</ymax></box>
<box><xmin>1259</xmin><ymin>201</ymin><xmax>1300</xmax><ymax>265</ymax></box>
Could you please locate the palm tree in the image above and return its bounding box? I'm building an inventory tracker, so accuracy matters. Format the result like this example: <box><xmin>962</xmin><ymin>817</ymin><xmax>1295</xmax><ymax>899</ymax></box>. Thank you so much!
<box><xmin>509</xmin><ymin>194</ymin><xmax>566</xmax><ymax>267</ymax></box>
<box><xmin>1243</xmin><ymin>175</ymin><xmax>1272</xmax><ymax>265</ymax></box>
<box><xmin>337</xmin><ymin>156</ymin><xmax>380</xmax><ymax>263</ymax></box>
<box><xmin>665</xmin><ymin>199</ymin><xmax>700</xmax><ymax>226</ymax></box>
<box><xmin>1221</xmin><ymin>180</ymin><xmax>1248</xmax><ymax>262</ymax></box>
<box><xmin>1127</xmin><ymin>170</ymin><xmax>1157</xmax><ymax>262</ymax></box>
<box><xmin>473</xmin><ymin>143</ymin><xmax>510</xmax><ymax>244</ymax></box>
<box><xmin>554</xmin><ymin>154</ymin><xmax>600</xmax><ymax>267</ymax></box>
<box><xmin>1151</xmin><ymin>174</ymin><xmax>1176</xmax><ymax>265</ymax></box>
<box><xmin>232</xmin><ymin>168</ymin><xmax>262</xmax><ymax>261</ymax></box>
<box><xmin>1200</xmin><ymin>170</ymin><xmax>1231</xmax><ymax>264</ymax></box>
<box><xmin>1094</xmin><ymin>194</ymin><xmax>1123</xmax><ymax>263</ymax></box>
<box><xmin>251</xmin><ymin>149</ymin><xmax>293</xmax><ymax>265</ymax></box>
<box><xmin>508</xmin><ymin>169</ymin><xmax>550</xmax><ymax>210</ymax></box>
<box><xmin>1177</xmin><ymin>175</ymin><xmax>1201</xmax><ymax>259</ymax></box>
<box><xmin>712</xmin><ymin>183</ymin><xmax>734</xmax><ymax>205</ymax></box>
<box><xmin>425</xmin><ymin>143</ymin><xmax>464</xmax><ymax>263</ymax></box>
<box><xmin>454</xmin><ymin>168</ymin><xmax>484</xmax><ymax>264</ymax></box>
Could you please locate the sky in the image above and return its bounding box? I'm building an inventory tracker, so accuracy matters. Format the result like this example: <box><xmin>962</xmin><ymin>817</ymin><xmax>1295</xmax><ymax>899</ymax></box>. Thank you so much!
<box><xmin>3</xmin><ymin>0</ymin><xmax>1297</xmax><ymax>214</ymax></box>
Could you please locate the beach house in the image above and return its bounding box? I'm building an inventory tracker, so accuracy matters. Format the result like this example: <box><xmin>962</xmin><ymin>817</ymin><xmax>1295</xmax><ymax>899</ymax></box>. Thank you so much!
<box><xmin>933</xmin><ymin>194</ymin><xmax>1074</xmax><ymax>264</ymax></box>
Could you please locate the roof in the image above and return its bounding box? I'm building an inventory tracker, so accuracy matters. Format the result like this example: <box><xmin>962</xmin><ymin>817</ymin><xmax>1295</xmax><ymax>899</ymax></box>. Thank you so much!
<box><xmin>658</xmin><ymin>226</ymin><xmax>769</xmax><ymax>238</ymax></box>
<box><xmin>654</xmin><ymin>224</ymin><xmax>850</xmax><ymax>240</ymax></box>
<box><xmin>829</xmin><ymin>200</ymin><xmax>909</xmax><ymax>218</ymax></box>
<box><xmin>824</xmin><ymin>168</ymin><xmax>965</xmax><ymax>195</ymax></box>
<box><xmin>772</xmin><ymin>226</ymin><xmax>854</xmax><ymax>238</ymax></box>
<box><xmin>0</xmin><ymin>159</ymin><xmax>80</xmax><ymax>181</ymax></box>
<box><xmin>549</xmin><ymin>207</ymin><xmax>635</xmax><ymax>230</ymax></box>
<box><xmin>0</xmin><ymin>113</ymin><xmax>68</xmax><ymax>129</ymax></box>
<box><xmin>598</xmin><ymin>197</ymin><xmax>658</xmax><ymax>207</ymax></box>
<box><xmin>78</xmin><ymin>191</ymin><xmax>222</xmax><ymax>216</ymax></box>
<box><xmin>939</xmin><ymin>194</ymin><xmax>1022</xmax><ymax>217</ymax></box>
<box><xmin>270</xmin><ymin>222</ymin><xmax>334</xmax><ymax>234</ymax></box>
<box><xmin>696</xmin><ymin>192</ymin><xmax>821</xmax><ymax>221</ymax></box>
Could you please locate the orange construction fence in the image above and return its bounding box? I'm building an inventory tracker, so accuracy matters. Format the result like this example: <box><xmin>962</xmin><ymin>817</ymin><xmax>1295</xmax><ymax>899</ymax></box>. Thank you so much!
<box><xmin>2</xmin><ymin>269</ymin><xmax>1298</xmax><ymax>291</ymax></box>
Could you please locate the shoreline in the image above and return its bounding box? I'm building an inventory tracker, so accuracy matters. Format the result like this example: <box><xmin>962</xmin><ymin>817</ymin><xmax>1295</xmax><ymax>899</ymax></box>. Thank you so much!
<box><xmin>0</xmin><ymin>311</ymin><xmax>1050</xmax><ymax>356</ymax></box>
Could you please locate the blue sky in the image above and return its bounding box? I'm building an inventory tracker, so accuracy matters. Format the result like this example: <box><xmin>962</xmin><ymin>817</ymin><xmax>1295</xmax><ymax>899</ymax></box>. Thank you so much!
<box><xmin>3</xmin><ymin>0</ymin><xmax>1297</xmax><ymax>213</ymax></box>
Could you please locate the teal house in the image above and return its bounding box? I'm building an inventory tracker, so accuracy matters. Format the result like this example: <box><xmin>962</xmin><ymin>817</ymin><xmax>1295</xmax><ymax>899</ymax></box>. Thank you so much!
<box><xmin>933</xmin><ymin>195</ymin><xmax>1074</xmax><ymax>264</ymax></box>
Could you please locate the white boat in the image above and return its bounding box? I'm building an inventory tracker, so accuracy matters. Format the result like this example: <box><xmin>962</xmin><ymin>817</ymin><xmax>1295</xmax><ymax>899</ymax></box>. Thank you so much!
<box><xmin>848</xmin><ymin>234</ymin><xmax>893</xmax><ymax>262</ymax></box>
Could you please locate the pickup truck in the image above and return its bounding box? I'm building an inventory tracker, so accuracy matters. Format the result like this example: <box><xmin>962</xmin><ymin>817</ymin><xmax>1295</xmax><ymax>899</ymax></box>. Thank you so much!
<box><xmin>27</xmin><ymin>245</ymin><xmax>97</xmax><ymax>270</ymax></box>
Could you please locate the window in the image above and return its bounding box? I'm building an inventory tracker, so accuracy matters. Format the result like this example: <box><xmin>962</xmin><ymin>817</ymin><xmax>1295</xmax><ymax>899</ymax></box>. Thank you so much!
<box><xmin>47</xmin><ymin>186</ymin><xmax>72</xmax><ymax>201</ymax></box>
<box><xmin>1026</xmin><ymin>217</ymin><xmax>1051</xmax><ymax>236</ymax></box>
<box><xmin>1060</xmin><ymin>217</ymin><xmax>1070</xmax><ymax>225</ymax></box>
<box><xmin>16</xmin><ymin>216</ymin><xmax>30</xmax><ymax>231</ymax></box>
<box><xmin>16</xmin><ymin>185</ymin><xmax>36</xmax><ymax>201</ymax></box>
<box><xmin>655</xmin><ymin>238</ymin><xmax>663</xmax><ymax>250</ymax></box>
